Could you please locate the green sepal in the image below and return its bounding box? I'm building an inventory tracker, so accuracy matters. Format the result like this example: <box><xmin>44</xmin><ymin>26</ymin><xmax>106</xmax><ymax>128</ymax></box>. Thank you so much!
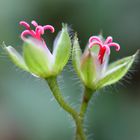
<box><xmin>53</xmin><ymin>24</ymin><xmax>71</xmax><ymax>73</ymax></box>
<box><xmin>80</xmin><ymin>50</ymin><xmax>96</xmax><ymax>89</ymax></box>
<box><xmin>4</xmin><ymin>45</ymin><xmax>28</xmax><ymax>71</ymax></box>
<box><xmin>96</xmin><ymin>50</ymin><xmax>139</xmax><ymax>89</ymax></box>
<box><xmin>72</xmin><ymin>34</ymin><xmax>82</xmax><ymax>76</ymax></box>
<box><xmin>23</xmin><ymin>39</ymin><xmax>53</xmax><ymax>78</ymax></box>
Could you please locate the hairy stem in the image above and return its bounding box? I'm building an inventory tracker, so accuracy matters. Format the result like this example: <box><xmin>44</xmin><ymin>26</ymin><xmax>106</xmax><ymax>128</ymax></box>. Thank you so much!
<box><xmin>75</xmin><ymin>87</ymin><xmax>95</xmax><ymax>139</ymax></box>
<box><xmin>79</xmin><ymin>87</ymin><xmax>95</xmax><ymax>123</ymax></box>
<box><xmin>46</xmin><ymin>76</ymin><xmax>86</xmax><ymax>140</ymax></box>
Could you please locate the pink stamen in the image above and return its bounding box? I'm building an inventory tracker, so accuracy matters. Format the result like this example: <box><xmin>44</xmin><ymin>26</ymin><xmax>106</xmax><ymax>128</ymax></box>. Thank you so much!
<box><xmin>89</xmin><ymin>36</ymin><xmax>120</xmax><ymax>64</ymax></box>
<box><xmin>19</xmin><ymin>20</ymin><xmax>55</xmax><ymax>41</ymax></box>
<box><xmin>89</xmin><ymin>36</ymin><xmax>102</xmax><ymax>43</ymax></box>
<box><xmin>43</xmin><ymin>25</ymin><xmax>55</xmax><ymax>33</ymax></box>
<box><xmin>104</xmin><ymin>36</ymin><xmax>112</xmax><ymax>44</ymax></box>
<box><xmin>104</xmin><ymin>45</ymin><xmax>110</xmax><ymax>55</ymax></box>
<box><xmin>108</xmin><ymin>43</ymin><xmax>120</xmax><ymax>51</ymax></box>
<box><xmin>35</xmin><ymin>26</ymin><xmax>44</xmax><ymax>39</ymax></box>
<box><xmin>89</xmin><ymin>41</ymin><xmax>103</xmax><ymax>49</ymax></box>
<box><xmin>31</xmin><ymin>20</ymin><xmax>38</xmax><ymax>27</ymax></box>
<box><xmin>20</xmin><ymin>30</ymin><xmax>36</xmax><ymax>40</ymax></box>
<box><xmin>20</xmin><ymin>21</ymin><xmax>30</xmax><ymax>30</ymax></box>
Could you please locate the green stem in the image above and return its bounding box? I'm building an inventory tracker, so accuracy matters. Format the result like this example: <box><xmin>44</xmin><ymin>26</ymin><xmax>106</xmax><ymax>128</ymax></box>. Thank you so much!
<box><xmin>75</xmin><ymin>87</ymin><xmax>95</xmax><ymax>139</ymax></box>
<box><xmin>46</xmin><ymin>76</ymin><xmax>86</xmax><ymax>140</ymax></box>
<box><xmin>79</xmin><ymin>87</ymin><xmax>95</xmax><ymax>123</ymax></box>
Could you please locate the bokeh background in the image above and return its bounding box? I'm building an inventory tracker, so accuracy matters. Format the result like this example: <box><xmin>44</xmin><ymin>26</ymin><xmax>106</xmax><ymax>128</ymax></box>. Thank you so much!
<box><xmin>0</xmin><ymin>0</ymin><xmax>140</xmax><ymax>140</ymax></box>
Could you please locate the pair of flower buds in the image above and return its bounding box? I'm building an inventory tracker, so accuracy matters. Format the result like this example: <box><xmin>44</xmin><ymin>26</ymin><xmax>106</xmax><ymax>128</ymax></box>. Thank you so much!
<box><xmin>4</xmin><ymin>21</ymin><xmax>137</xmax><ymax>90</ymax></box>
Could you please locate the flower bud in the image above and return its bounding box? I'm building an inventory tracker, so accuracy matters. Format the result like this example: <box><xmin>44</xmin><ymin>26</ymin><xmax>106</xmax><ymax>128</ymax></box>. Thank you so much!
<box><xmin>72</xmin><ymin>35</ymin><xmax>82</xmax><ymax>76</ymax></box>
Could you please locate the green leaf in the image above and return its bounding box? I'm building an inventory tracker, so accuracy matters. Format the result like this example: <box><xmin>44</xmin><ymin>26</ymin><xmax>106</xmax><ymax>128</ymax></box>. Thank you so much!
<box><xmin>96</xmin><ymin>50</ymin><xmax>139</xmax><ymax>89</ymax></box>
<box><xmin>72</xmin><ymin>34</ymin><xmax>82</xmax><ymax>76</ymax></box>
<box><xmin>23</xmin><ymin>39</ymin><xmax>53</xmax><ymax>78</ymax></box>
<box><xmin>53</xmin><ymin>24</ymin><xmax>71</xmax><ymax>73</ymax></box>
<box><xmin>4</xmin><ymin>45</ymin><xmax>28</xmax><ymax>71</ymax></box>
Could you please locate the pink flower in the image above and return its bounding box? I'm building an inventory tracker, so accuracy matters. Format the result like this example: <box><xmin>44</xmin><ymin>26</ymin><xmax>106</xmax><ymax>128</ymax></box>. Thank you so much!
<box><xmin>72</xmin><ymin>34</ymin><xmax>137</xmax><ymax>90</ymax></box>
<box><xmin>4</xmin><ymin>21</ymin><xmax>71</xmax><ymax>78</ymax></box>
<box><xmin>89</xmin><ymin>36</ymin><xmax>120</xmax><ymax>64</ymax></box>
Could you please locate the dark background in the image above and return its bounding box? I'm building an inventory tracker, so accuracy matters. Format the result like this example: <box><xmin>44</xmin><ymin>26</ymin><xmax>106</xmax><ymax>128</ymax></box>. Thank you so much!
<box><xmin>0</xmin><ymin>0</ymin><xmax>140</xmax><ymax>140</ymax></box>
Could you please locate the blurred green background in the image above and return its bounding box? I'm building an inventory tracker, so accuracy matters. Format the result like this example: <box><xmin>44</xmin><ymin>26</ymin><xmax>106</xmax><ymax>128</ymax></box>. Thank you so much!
<box><xmin>0</xmin><ymin>0</ymin><xmax>140</xmax><ymax>140</ymax></box>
